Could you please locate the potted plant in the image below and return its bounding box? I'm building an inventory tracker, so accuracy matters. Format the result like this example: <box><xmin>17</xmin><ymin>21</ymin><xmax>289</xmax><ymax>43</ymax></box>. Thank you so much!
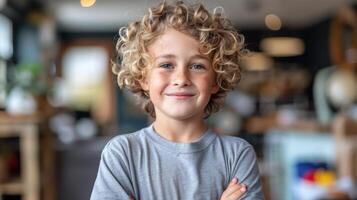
<box><xmin>6</xmin><ymin>62</ymin><xmax>51</xmax><ymax>115</ymax></box>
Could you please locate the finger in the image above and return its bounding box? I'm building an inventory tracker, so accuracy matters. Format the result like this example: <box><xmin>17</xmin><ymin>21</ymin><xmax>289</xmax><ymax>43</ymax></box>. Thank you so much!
<box><xmin>221</xmin><ymin>178</ymin><xmax>238</xmax><ymax>198</ymax></box>
<box><xmin>222</xmin><ymin>183</ymin><xmax>244</xmax><ymax>198</ymax></box>
<box><xmin>226</xmin><ymin>184</ymin><xmax>247</xmax><ymax>200</ymax></box>
<box><xmin>228</xmin><ymin>177</ymin><xmax>238</xmax><ymax>187</ymax></box>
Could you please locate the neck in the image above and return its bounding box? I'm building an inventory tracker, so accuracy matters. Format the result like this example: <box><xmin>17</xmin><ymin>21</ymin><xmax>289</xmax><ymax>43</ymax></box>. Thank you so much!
<box><xmin>153</xmin><ymin>117</ymin><xmax>207</xmax><ymax>143</ymax></box>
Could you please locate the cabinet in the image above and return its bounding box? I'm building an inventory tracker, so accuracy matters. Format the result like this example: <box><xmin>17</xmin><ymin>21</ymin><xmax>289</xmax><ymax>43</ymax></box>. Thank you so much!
<box><xmin>0</xmin><ymin>114</ymin><xmax>40</xmax><ymax>200</ymax></box>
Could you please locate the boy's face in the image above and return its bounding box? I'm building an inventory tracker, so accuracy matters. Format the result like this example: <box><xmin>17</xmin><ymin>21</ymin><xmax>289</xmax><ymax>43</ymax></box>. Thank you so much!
<box><xmin>141</xmin><ymin>28</ymin><xmax>219</xmax><ymax>122</ymax></box>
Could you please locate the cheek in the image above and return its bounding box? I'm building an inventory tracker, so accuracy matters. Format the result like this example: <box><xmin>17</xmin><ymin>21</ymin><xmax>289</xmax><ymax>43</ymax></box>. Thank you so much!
<box><xmin>197</xmin><ymin>75</ymin><xmax>216</xmax><ymax>92</ymax></box>
<box><xmin>148</xmin><ymin>72</ymin><xmax>168</xmax><ymax>92</ymax></box>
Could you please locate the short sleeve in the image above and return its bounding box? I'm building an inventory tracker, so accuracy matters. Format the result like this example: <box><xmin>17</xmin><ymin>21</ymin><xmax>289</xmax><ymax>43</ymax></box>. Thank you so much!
<box><xmin>232</xmin><ymin>145</ymin><xmax>264</xmax><ymax>200</ymax></box>
<box><xmin>90</xmin><ymin>140</ymin><xmax>135</xmax><ymax>200</ymax></box>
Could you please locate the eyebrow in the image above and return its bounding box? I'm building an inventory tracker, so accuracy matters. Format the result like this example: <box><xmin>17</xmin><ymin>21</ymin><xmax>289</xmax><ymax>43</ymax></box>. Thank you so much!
<box><xmin>154</xmin><ymin>54</ymin><xmax>209</xmax><ymax>61</ymax></box>
<box><xmin>154</xmin><ymin>54</ymin><xmax>176</xmax><ymax>60</ymax></box>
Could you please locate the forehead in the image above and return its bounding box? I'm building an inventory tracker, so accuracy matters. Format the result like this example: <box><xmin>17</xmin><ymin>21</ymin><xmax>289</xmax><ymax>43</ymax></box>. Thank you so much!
<box><xmin>148</xmin><ymin>29</ymin><xmax>203</xmax><ymax>58</ymax></box>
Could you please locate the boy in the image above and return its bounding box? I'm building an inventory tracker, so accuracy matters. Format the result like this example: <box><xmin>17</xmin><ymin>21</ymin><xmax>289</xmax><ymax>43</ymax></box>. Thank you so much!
<box><xmin>91</xmin><ymin>1</ymin><xmax>264</xmax><ymax>199</ymax></box>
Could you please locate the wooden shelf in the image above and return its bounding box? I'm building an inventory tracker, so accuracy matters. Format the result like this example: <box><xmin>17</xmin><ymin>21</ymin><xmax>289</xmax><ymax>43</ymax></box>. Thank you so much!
<box><xmin>0</xmin><ymin>179</ymin><xmax>23</xmax><ymax>195</ymax></box>
<box><xmin>0</xmin><ymin>117</ymin><xmax>40</xmax><ymax>200</ymax></box>
<box><xmin>0</xmin><ymin>112</ymin><xmax>41</xmax><ymax>124</ymax></box>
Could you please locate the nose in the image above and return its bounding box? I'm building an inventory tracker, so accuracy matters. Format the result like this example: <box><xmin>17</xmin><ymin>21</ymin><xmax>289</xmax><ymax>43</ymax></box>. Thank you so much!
<box><xmin>173</xmin><ymin>67</ymin><xmax>191</xmax><ymax>86</ymax></box>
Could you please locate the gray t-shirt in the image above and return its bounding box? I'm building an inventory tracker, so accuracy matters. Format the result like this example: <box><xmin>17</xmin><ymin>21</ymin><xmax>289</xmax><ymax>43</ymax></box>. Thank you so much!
<box><xmin>90</xmin><ymin>125</ymin><xmax>264</xmax><ymax>200</ymax></box>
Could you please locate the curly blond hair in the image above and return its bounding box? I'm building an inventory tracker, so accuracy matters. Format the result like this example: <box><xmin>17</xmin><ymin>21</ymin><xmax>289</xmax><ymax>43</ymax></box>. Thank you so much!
<box><xmin>113</xmin><ymin>0</ymin><xmax>247</xmax><ymax>118</ymax></box>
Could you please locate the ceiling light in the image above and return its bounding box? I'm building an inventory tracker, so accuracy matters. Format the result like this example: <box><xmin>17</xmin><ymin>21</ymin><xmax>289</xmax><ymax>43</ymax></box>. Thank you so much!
<box><xmin>260</xmin><ymin>37</ymin><xmax>305</xmax><ymax>57</ymax></box>
<box><xmin>80</xmin><ymin>0</ymin><xmax>96</xmax><ymax>8</ymax></box>
<box><xmin>265</xmin><ymin>14</ymin><xmax>281</xmax><ymax>31</ymax></box>
<box><xmin>242</xmin><ymin>52</ymin><xmax>273</xmax><ymax>71</ymax></box>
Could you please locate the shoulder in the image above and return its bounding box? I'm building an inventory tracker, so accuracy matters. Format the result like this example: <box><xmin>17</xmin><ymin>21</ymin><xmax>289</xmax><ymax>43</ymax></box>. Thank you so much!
<box><xmin>216</xmin><ymin>134</ymin><xmax>253</xmax><ymax>151</ymax></box>
<box><xmin>213</xmin><ymin>134</ymin><xmax>257</xmax><ymax>162</ymax></box>
<box><xmin>102</xmin><ymin>127</ymin><xmax>148</xmax><ymax>157</ymax></box>
<box><xmin>218</xmin><ymin>135</ymin><xmax>251</xmax><ymax>146</ymax></box>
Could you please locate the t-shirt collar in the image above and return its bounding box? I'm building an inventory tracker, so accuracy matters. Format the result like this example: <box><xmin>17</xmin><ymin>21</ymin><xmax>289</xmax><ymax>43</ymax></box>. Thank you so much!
<box><xmin>145</xmin><ymin>124</ymin><xmax>216</xmax><ymax>154</ymax></box>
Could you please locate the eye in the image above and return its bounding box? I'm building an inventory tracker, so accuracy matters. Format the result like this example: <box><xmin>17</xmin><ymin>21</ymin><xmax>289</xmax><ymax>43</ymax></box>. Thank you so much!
<box><xmin>159</xmin><ymin>63</ymin><xmax>173</xmax><ymax>69</ymax></box>
<box><xmin>190</xmin><ymin>63</ymin><xmax>206</xmax><ymax>70</ymax></box>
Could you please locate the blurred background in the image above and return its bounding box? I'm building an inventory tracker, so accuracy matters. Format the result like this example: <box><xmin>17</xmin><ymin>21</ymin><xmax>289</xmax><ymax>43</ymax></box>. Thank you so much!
<box><xmin>0</xmin><ymin>0</ymin><xmax>357</xmax><ymax>199</ymax></box>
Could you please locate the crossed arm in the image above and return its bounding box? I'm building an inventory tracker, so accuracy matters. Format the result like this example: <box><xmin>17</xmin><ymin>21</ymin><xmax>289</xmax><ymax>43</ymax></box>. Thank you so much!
<box><xmin>91</xmin><ymin>141</ymin><xmax>262</xmax><ymax>200</ymax></box>
<box><xmin>129</xmin><ymin>177</ymin><xmax>247</xmax><ymax>200</ymax></box>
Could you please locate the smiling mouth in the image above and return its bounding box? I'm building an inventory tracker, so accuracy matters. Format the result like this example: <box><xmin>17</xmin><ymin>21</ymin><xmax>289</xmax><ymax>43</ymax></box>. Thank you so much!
<box><xmin>166</xmin><ymin>93</ymin><xmax>195</xmax><ymax>99</ymax></box>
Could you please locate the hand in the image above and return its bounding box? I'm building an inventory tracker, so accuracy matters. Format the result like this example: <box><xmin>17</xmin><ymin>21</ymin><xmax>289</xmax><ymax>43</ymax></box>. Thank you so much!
<box><xmin>220</xmin><ymin>177</ymin><xmax>247</xmax><ymax>200</ymax></box>
<box><xmin>129</xmin><ymin>196</ymin><xmax>135</xmax><ymax>200</ymax></box>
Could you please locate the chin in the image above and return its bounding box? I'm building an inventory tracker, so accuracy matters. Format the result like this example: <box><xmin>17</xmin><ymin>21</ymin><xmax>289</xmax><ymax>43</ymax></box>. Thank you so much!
<box><xmin>166</xmin><ymin>111</ymin><xmax>202</xmax><ymax>121</ymax></box>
